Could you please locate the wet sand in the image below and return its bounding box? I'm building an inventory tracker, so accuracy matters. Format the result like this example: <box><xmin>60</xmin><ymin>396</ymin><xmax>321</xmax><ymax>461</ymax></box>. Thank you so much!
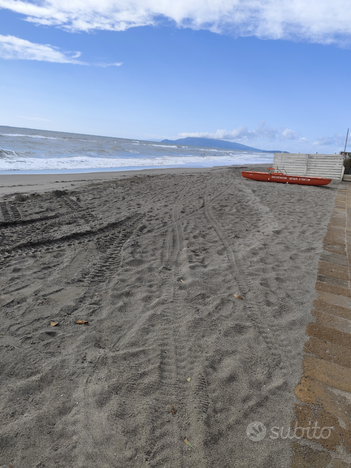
<box><xmin>0</xmin><ymin>166</ymin><xmax>338</xmax><ymax>467</ymax></box>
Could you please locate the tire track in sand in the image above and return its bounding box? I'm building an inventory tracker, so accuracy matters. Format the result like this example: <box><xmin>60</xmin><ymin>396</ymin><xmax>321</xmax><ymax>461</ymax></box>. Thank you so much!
<box><xmin>136</xmin><ymin>178</ymin><xmax>227</xmax><ymax>468</ymax></box>
<box><xmin>202</xmin><ymin>189</ymin><xmax>291</xmax><ymax>395</ymax></box>
<box><xmin>61</xmin><ymin>195</ymin><xmax>97</xmax><ymax>224</ymax></box>
<box><xmin>129</xmin><ymin>180</ymin><xmax>192</xmax><ymax>467</ymax></box>
<box><xmin>203</xmin><ymin>191</ymin><xmax>287</xmax><ymax>371</ymax></box>
<box><xmin>107</xmin><ymin>179</ymin><xmax>211</xmax><ymax>467</ymax></box>
<box><xmin>0</xmin><ymin>202</ymin><xmax>11</xmax><ymax>223</ymax></box>
<box><xmin>130</xmin><ymin>176</ymin><xmax>241</xmax><ymax>467</ymax></box>
<box><xmin>167</xmin><ymin>182</ymin><xmax>290</xmax><ymax>467</ymax></box>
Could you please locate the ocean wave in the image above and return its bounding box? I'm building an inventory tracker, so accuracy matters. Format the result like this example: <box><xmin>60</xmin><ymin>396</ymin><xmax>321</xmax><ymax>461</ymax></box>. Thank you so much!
<box><xmin>0</xmin><ymin>148</ymin><xmax>19</xmax><ymax>158</ymax></box>
<box><xmin>152</xmin><ymin>144</ymin><xmax>178</xmax><ymax>148</ymax></box>
<box><xmin>1</xmin><ymin>133</ymin><xmax>58</xmax><ymax>140</ymax></box>
<box><xmin>0</xmin><ymin>153</ymin><xmax>273</xmax><ymax>171</ymax></box>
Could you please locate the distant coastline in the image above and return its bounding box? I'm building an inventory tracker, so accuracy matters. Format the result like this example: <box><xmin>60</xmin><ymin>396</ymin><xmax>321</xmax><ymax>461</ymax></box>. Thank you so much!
<box><xmin>161</xmin><ymin>137</ymin><xmax>288</xmax><ymax>153</ymax></box>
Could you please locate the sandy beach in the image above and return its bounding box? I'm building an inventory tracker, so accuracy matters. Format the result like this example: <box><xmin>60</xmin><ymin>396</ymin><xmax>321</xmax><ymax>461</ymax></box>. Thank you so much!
<box><xmin>0</xmin><ymin>166</ymin><xmax>339</xmax><ymax>467</ymax></box>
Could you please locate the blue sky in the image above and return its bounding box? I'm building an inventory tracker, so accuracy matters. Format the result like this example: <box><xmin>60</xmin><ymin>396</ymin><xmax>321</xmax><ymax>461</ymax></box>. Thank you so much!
<box><xmin>0</xmin><ymin>1</ymin><xmax>350</xmax><ymax>152</ymax></box>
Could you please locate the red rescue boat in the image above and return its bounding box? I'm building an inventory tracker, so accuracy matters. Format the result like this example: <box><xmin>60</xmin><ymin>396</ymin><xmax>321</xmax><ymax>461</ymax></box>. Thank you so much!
<box><xmin>241</xmin><ymin>168</ymin><xmax>332</xmax><ymax>186</ymax></box>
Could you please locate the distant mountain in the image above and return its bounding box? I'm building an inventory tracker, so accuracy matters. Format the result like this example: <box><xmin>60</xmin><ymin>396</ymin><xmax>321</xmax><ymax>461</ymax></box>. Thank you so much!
<box><xmin>161</xmin><ymin>137</ymin><xmax>287</xmax><ymax>153</ymax></box>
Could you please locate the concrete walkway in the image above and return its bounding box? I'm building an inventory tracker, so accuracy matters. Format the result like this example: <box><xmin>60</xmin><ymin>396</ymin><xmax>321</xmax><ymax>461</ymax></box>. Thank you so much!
<box><xmin>292</xmin><ymin>184</ymin><xmax>351</xmax><ymax>467</ymax></box>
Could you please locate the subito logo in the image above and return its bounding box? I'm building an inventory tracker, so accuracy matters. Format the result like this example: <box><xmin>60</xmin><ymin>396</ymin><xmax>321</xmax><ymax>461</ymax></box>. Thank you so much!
<box><xmin>246</xmin><ymin>421</ymin><xmax>267</xmax><ymax>441</ymax></box>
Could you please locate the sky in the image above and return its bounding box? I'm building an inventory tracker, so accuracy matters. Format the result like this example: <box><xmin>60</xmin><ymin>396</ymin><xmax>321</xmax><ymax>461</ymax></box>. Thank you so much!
<box><xmin>0</xmin><ymin>1</ymin><xmax>350</xmax><ymax>153</ymax></box>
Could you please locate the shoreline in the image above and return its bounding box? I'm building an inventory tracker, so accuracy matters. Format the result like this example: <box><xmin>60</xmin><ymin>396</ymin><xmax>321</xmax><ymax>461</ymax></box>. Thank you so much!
<box><xmin>0</xmin><ymin>164</ymin><xmax>267</xmax><ymax>197</ymax></box>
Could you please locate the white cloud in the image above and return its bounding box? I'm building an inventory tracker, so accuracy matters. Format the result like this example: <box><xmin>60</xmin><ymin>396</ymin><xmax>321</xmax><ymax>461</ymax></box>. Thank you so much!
<box><xmin>0</xmin><ymin>34</ymin><xmax>83</xmax><ymax>63</ymax></box>
<box><xmin>281</xmin><ymin>128</ymin><xmax>298</xmax><ymax>140</ymax></box>
<box><xmin>313</xmin><ymin>134</ymin><xmax>345</xmax><ymax>146</ymax></box>
<box><xmin>96</xmin><ymin>62</ymin><xmax>123</xmax><ymax>67</ymax></box>
<box><xmin>180</xmin><ymin>121</ymin><xmax>300</xmax><ymax>142</ymax></box>
<box><xmin>179</xmin><ymin>126</ymin><xmax>251</xmax><ymax>141</ymax></box>
<box><xmin>0</xmin><ymin>0</ymin><xmax>350</xmax><ymax>45</ymax></box>
<box><xmin>0</xmin><ymin>35</ymin><xmax>123</xmax><ymax>65</ymax></box>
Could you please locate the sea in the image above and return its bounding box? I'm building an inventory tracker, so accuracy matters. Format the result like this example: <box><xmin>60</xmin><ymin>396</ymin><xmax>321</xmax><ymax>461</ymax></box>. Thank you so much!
<box><xmin>0</xmin><ymin>126</ymin><xmax>273</xmax><ymax>174</ymax></box>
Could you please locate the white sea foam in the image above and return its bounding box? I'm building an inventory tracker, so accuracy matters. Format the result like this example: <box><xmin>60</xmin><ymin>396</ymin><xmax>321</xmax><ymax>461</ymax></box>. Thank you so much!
<box><xmin>152</xmin><ymin>144</ymin><xmax>178</xmax><ymax>148</ymax></box>
<box><xmin>1</xmin><ymin>134</ymin><xmax>58</xmax><ymax>140</ymax></box>
<box><xmin>0</xmin><ymin>153</ymin><xmax>273</xmax><ymax>171</ymax></box>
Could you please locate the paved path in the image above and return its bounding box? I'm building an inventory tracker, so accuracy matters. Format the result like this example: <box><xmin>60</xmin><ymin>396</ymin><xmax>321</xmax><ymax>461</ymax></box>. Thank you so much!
<box><xmin>292</xmin><ymin>184</ymin><xmax>351</xmax><ymax>467</ymax></box>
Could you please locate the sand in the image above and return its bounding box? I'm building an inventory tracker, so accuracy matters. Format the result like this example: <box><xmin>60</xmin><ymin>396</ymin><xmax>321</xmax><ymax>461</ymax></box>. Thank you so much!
<box><xmin>0</xmin><ymin>166</ymin><xmax>338</xmax><ymax>467</ymax></box>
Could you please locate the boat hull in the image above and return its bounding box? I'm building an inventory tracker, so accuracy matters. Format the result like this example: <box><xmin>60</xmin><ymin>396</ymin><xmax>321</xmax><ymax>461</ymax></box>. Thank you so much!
<box><xmin>241</xmin><ymin>171</ymin><xmax>332</xmax><ymax>186</ymax></box>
